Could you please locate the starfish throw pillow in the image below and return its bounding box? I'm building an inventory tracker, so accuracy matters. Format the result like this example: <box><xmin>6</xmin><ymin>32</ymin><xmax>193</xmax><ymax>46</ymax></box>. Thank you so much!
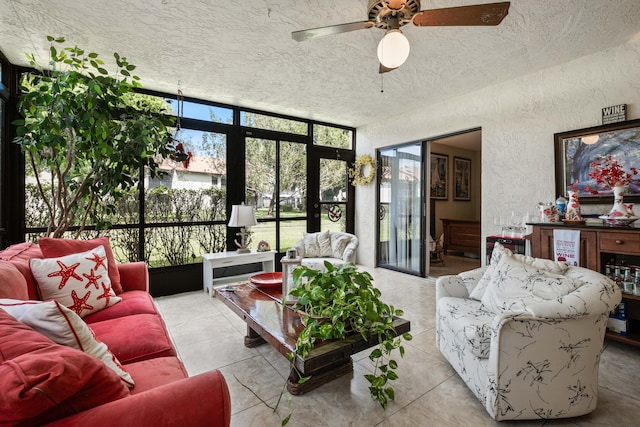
<box><xmin>30</xmin><ymin>245</ymin><xmax>121</xmax><ymax>317</ymax></box>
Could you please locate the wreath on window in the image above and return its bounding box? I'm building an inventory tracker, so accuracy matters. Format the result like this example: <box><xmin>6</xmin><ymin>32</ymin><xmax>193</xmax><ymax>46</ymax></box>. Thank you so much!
<box><xmin>348</xmin><ymin>155</ymin><xmax>377</xmax><ymax>186</ymax></box>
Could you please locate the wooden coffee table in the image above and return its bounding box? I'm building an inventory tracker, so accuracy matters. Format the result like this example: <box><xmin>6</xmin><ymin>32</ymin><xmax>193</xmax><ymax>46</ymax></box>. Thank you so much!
<box><xmin>214</xmin><ymin>282</ymin><xmax>410</xmax><ymax>394</ymax></box>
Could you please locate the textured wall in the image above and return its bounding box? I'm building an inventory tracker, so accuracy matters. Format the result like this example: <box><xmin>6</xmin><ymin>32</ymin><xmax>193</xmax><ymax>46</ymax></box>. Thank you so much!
<box><xmin>356</xmin><ymin>36</ymin><xmax>640</xmax><ymax>269</ymax></box>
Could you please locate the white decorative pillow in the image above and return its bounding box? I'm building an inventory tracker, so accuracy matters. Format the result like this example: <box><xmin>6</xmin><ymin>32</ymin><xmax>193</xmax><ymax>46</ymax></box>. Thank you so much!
<box><xmin>0</xmin><ymin>298</ymin><xmax>134</xmax><ymax>387</ymax></box>
<box><xmin>469</xmin><ymin>265</ymin><xmax>497</xmax><ymax>300</ymax></box>
<box><xmin>488</xmin><ymin>241</ymin><xmax>513</xmax><ymax>265</ymax></box>
<box><xmin>481</xmin><ymin>255</ymin><xmax>583</xmax><ymax>314</ymax></box>
<box><xmin>469</xmin><ymin>242</ymin><xmax>512</xmax><ymax>300</ymax></box>
<box><xmin>493</xmin><ymin>241</ymin><xmax>569</xmax><ymax>274</ymax></box>
<box><xmin>317</xmin><ymin>231</ymin><xmax>333</xmax><ymax>257</ymax></box>
<box><xmin>469</xmin><ymin>242</ymin><xmax>570</xmax><ymax>301</ymax></box>
<box><xmin>331</xmin><ymin>233</ymin><xmax>351</xmax><ymax>259</ymax></box>
<box><xmin>303</xmin><ymin>233</ymin><xmax>320</xmax><ymax>257</ymax></box>
<box><xmin>30</xmin><ymin>245</ymin><xmax>121</xmax><ymax>317</ymax></box>
<box><xmin>512</xmin><ymin>253</ymin><xmax>569</xmax><ymax>274</ymax></box>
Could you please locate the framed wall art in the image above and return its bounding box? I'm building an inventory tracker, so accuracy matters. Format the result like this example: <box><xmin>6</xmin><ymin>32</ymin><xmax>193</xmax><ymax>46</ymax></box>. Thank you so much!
<box><xmin>554</xmin><ymin>118</ymin><xmax>640</xmax><ymax>203</ymax></box>
<box><xmin>453</xmin><ymin>157</ymin><xmax>471</xmax><ymax>201</ymax></box>
<box><xmin>430</xmin><ymin>153</ymin><xmax>448</xmax><ymax>200</ymax></box>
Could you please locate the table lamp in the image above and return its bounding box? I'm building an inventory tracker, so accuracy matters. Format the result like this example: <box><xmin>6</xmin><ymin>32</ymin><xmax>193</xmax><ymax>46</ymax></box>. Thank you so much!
<box><xmin>228</xmin><ymin>203</ymin><xmax>257</xmax><ymax>253</ymax></box>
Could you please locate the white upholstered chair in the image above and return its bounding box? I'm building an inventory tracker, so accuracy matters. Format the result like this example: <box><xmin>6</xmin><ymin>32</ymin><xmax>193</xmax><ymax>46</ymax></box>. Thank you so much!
<box><xmin>290</xmin><ymin>231</ymin><xmax>358</xmax><ymax>271</ymax></box>
<box><xmin>435</xmin><ymin>243</ymin><xmax>621</xmax><ymax>421</ymax></box>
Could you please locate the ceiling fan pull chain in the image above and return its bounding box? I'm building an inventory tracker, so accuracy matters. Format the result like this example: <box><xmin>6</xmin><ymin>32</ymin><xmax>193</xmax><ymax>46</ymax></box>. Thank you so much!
<box><xmin>380</xmin><ymin>73</ymin><xmax>384</xmax><ymax>93</ymax></box>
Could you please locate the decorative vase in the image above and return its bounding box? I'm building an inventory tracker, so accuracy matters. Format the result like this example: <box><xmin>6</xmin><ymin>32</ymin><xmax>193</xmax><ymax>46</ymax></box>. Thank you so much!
<box><xmin>600</xmin><ymin>185</ymin><xmax>638</xmax><ymax>226</ymax></box>
<box><xmin>608</xmin><ymin>185</ymin><xmax>632</xmax><ymax>218</ymax></box>
<box><xmin>537</xmin><ymin>202</ymin><xmax>558</xmax><ymax>222</ymax></box>
<box><xmin>625</xmin><ymin>203</ymin><xmax>635</xmax><ymax>216</ymax></box>
<box><xmin>565</xmin><ymin>191</ymin><xmax>582</xmax><ymax>222</ymax></box>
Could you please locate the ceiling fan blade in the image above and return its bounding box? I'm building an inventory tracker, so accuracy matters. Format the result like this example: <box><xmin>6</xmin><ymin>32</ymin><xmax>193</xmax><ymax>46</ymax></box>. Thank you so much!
<box><xmin>292</xmin><ymin>21</ymin><xmax>374</xmax><ymax>42</ymax></box>
<box><xmin>379</xmin><ymin>64</ymin><xmax>397</xmax><ymax>74</ymax></box>
<box><xmin>412</xmin><ymin>2</ymin><xmax>510</xmax><ymax>27</ymax></box>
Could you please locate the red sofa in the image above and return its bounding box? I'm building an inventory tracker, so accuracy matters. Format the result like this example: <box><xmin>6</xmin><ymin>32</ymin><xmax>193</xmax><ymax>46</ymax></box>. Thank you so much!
<box><xmin>0</xmin><ymin>242</ymin><xmax>231</xmax><ymax>427</ymax></box>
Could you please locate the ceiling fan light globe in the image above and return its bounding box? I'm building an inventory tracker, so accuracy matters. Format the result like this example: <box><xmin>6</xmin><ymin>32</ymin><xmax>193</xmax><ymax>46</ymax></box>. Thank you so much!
<box><xmin>377</xmin><ymin>30</ymin><xmax>410</xmax><ymax>69</ymax></box>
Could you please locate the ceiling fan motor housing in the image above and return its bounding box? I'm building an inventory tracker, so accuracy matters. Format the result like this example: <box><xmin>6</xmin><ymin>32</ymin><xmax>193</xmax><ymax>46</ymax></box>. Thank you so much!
<box><xmin>368</xmin><ymin>0</ymin><xmax>420</xmax><ymax>29</ymax></box>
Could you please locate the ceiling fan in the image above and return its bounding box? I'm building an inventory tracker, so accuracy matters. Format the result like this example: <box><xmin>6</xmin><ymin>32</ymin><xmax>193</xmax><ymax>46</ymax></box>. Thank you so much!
<box><xmin>292</xmin><ymin>1</ymin><xmax>510</xmax><ymax>73</ymax></box>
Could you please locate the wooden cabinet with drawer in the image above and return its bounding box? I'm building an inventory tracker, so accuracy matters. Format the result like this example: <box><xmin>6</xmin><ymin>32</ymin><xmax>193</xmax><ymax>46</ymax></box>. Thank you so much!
<box><xmin>441</xmin><ymin>218</ymin><xmax>481</xmax><ymax>256</ymax></box>
<box><xmin>599</xmin><ymin>231</ymin><xmax>640</xmax><ymax>255</ymax></box>
<box><xmin>529</xmin><ymin>222</ymin><xmax>640</xmax><ymax>346</ymax></box>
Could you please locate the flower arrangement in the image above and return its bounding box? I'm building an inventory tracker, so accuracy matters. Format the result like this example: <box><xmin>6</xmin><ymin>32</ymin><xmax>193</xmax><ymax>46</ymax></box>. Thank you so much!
<box><xmin>589</xmin><ymin>156</ymin><xmax>638</xmax><ymax>189</ymax></box>
<box><xmin>568</xmin><ymin>180</ymin><xmax>580</xmax><ymax>193</ymax></box>
<box><xmin>348</xmin><ymin>155</ymin><xmax>376</xmax><ymax>186</ymax></box>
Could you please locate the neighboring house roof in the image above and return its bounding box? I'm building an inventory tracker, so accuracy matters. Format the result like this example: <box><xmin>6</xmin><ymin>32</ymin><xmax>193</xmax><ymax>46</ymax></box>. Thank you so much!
<box><xmin>158</xmin><ymin>155</ymin><xmax>225</xmax><ymax>175</ymax></box>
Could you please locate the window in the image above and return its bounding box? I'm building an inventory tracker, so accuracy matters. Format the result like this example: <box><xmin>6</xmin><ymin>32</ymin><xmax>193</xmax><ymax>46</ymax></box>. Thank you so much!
<box><xmin>165</xmin><ymin>98</ymin><xmax>233</xmax><ymax>124</ymax></box>
<box><xmin>245</xmin><ymin>137</ymin><xmax>307</xmax><ymax>252</ymax></box>
<box><xmin>377</xmin><ymin>143</ymin><xmax>424</xmax><ymax>275</ymax></box>
<box><xmin>319</xmin><ymin>158</ymin><xmax>348</xmax><ymax>232</ymax></box>
<box><xmin>12</xmin><ymin>79</ymin><xmax>355</xmax><ymax>268</ymax></box>
<box><xmin>0</xmin><ymin>98</ymin><xmax>4</xmax><ymax>233</ymax></box>
<box><xmin>241</xmin><ymin>111</ymin><xmax>307</xmax><ymax>135</ymax></box>
<box><xmin>313</xmin><ymin>124</ymin><xmax>353</xmax><ymax>150</ymax></box>
<box><xmin>144</xmin><ymin>128</ymin><xmax>228</xmax><ymax>266</ymax></box>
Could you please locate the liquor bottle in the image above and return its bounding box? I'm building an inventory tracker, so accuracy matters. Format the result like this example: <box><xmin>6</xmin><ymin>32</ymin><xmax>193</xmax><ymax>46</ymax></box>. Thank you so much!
<box><xmin>622</xmin><ymin>267</ymin><xmax>633</xmax><ymax>293</ymax></box>
<box><xmin>614</xmin><ymin>265</ymin><xmax>623</xmax><ymax>289</ymax></box>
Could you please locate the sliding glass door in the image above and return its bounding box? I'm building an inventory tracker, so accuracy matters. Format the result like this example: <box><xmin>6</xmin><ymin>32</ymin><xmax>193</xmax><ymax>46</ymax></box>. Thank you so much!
<box><xmin>377</xmin><ymin>142</ymin><xmax>425</xmax><ymax>275</ymax></box>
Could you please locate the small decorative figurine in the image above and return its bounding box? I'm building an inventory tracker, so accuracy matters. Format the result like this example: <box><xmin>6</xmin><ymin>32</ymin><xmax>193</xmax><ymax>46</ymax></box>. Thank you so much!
<box><xmin>257</xmin><ymin>240</ymin><xmax>270</xmax><ymax>252</ymax></box>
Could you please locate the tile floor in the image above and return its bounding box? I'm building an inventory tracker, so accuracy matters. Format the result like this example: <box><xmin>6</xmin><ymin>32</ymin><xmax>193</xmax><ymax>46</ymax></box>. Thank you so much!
<box><xmin>155</xmin><ymin>266</ymin><xmax>640</xmax><ymax>427</ymax></box>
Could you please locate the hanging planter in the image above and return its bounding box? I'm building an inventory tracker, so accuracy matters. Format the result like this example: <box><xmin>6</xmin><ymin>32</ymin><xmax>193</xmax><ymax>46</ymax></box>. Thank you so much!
<box><xmin>170</xmin><ymin>89</ymin><xmax>193</xmax><ymax>168</ymax></box>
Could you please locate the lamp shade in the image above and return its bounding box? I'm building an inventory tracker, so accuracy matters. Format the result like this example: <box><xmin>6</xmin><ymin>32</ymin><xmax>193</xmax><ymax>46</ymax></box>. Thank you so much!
<box><xmin>377</xmin><ymin>29</ymin><xmax>410</xmax><ymax>69</ymax></box>
<box><xmin>228</xmin><ymin>204</ymin><xmax>257</xmax><ymax>227</ymax></box>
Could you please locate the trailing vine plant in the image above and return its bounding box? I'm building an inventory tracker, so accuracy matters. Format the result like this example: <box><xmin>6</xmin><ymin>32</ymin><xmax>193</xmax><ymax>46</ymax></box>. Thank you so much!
<box><xmin>289</xmin><ymin>262</ymin><xmax>412</xmax><ymax>409</ymax></box>
<box><xmin>234</xmin><ymin>262</ymin><xmax>411</xmax><ymax>426</ymax></box>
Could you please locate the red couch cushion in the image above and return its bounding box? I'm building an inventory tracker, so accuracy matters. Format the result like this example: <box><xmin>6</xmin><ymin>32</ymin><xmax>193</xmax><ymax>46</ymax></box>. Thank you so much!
<box><xmin>0</xmin><ymin>243</ymin><xmax>44</xmax><ymax>300</ymax></box>
<box><xmin>0</xmin><ymin>299</ymin><xmax>134</xmax><ymax>387</ymax></box>
<box><xmin>124</xmin><ymin>356</ymin><xmax>188</xmax><ymax>395</ymax></box>
<box><xmin>0</xmin><ymin>260</ymin><xmax>29</xmax><ymax>300</ymax></box>
<box><xmin>89</xmin><ymin>313</ymin><xmax>176</xmax><ymax>364</ymax></box>
<box><xmin>0</xmin><ymin>310</ymin><xmax>129</xmax><ymax>426</ymax></box>
<box><xmin>39</xmin><ymin>236</ymin><xmax>123</xmax><ymax>294</ymax></box>
<box><xmin>83</xmin><ymin>290</ymin><xmax>158</xmax><ymax>323</ymax></box>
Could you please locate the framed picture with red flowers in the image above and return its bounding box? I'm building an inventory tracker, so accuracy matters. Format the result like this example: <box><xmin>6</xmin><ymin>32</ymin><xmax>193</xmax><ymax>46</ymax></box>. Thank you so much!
<box><xmin>554</xmin><ymin>118</ymin><xmax>640</xmax><ymax>204</ymax></box>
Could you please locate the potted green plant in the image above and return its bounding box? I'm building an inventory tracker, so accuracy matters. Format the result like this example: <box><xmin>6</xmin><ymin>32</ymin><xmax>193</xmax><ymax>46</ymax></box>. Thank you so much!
<box><xmin>13</xmin><ymin>36</ymin><xmax>175</xmax><ymax>237</ymax></box>
<box><xmin>236</xmin><ymin>262</ymin><xmax>411</xmax><ymax>426</ymax></box>
<box><xmin>290</xmin><ymin>262</ymin><xmax>412</xmax><ymax>408</ymax></box>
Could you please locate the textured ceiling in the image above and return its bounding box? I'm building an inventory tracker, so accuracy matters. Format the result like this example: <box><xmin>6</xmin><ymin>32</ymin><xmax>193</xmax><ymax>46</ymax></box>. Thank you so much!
<box><xmin>1</xmin><ymin>0</ymin><xmax>639</xmax><ymax>128</ymax></box>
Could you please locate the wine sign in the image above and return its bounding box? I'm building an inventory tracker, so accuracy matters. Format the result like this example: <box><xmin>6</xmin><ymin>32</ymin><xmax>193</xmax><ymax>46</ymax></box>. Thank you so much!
<box><xmin>602</xmin><ymin>104</ymin><xmax>626</xmax><ymax>125</ymax></box>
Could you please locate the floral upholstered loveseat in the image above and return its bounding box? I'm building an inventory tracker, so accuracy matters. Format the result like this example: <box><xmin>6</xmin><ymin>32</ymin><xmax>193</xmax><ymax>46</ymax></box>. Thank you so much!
<box><xmin>435</xmin><ymin>243</ymin><xmax>621</xmax><ymax>421</ymax></box>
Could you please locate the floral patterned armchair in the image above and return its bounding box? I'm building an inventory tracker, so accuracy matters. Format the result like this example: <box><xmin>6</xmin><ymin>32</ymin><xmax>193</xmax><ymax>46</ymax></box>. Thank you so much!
<box><xmin>435</xmin><ymin>243</ymin><xmax>621</xmax><ymax>421</ymax></box>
